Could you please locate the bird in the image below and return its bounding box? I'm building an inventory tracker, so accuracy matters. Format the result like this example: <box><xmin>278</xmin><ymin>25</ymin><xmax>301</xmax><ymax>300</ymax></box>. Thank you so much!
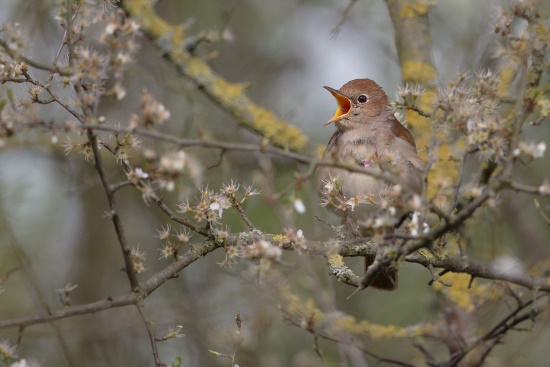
<box><xmin>315</xmin><ymin>78</ymin><xmax>424</xmax><ymax>290</ymax></box>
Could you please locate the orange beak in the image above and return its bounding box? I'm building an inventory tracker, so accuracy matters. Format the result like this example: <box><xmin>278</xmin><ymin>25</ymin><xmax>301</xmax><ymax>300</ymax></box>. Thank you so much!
<box><xmin>323</xmin><ymin>86</ymin><xmax>351</xmax><ymax>125</ymax></box>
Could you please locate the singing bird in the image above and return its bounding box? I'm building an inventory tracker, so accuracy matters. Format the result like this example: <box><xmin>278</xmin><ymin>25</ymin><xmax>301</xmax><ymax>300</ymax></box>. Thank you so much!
<box><xmin>316</xmin><ymin>79</ymin><xmax>424</xmax><ymax>290</ymax></box>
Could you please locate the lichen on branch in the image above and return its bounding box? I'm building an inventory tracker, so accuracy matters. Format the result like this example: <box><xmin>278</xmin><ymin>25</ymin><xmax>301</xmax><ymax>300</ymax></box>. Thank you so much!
<box><xmin>120</xmin><ymin>0</ymin><xmax>307</xmax><ymax>152</ymax></box>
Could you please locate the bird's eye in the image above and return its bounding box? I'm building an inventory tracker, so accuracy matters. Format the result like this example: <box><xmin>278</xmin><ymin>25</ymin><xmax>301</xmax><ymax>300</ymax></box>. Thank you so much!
<box><xmin>358</xmin><ymin>94</ymin><xmax>368</xmax><ymax>103</ymax></box>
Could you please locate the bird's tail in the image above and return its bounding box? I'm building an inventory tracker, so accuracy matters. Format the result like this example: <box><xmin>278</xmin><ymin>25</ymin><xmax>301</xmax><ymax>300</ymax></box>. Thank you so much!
<box><xmin>365</xmin><ymin>256</ymin><xmax>398</xmax><ymax>290</ymax></box>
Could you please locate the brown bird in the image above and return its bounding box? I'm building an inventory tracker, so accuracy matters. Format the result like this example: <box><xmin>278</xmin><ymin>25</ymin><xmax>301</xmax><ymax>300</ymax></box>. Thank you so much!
<box><xmin>316</xmin><ymin>79</ymin><xmax>424</xmax><ymax>290</ymax></box>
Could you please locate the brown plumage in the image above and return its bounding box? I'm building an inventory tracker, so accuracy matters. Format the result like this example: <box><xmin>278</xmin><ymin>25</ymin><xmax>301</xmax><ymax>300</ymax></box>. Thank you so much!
<box><xmin>316</xmin><ymin>79</ymin><xmax>424</xmax><ymax>290</ymax></box>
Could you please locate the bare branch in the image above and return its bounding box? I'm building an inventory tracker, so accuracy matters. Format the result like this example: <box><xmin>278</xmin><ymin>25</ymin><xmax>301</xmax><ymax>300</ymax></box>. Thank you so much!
<box><xmin>136</xmin><ymin>305</ymin><xmax>164</xmax><ymax>367</ymax></box>
<box><xmin>283</xmin><ymin>314</ymin><xmax>417</xmax><ymax>367</ymax></box>
<box><xmin>0</xmin><ymin>38</ymin><xmax>71</xmax><ymax>76</ymax></box>
<box><xmin>331</xmin><ymin>0</ymin><xmax>359</xmax><ymax>37</ymax></box>
<box><xmin>87</xmin><ymin>130</ymin><xmax>140</xmax><ymax>291</ymax></box>
<box><xmin>120</xmin><ymin>0</ymin><xmax>308</xmax><ymax>152</ymax></box>
<box><xmin>0</xmin><ymin>241</ymin><xmax>220</xmax><ymax>330</ymax></box>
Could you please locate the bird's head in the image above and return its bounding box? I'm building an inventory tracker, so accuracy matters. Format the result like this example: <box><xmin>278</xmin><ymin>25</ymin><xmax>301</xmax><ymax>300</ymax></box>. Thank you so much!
<box><xmin>323</xmin><ymin>78</ymin><xmax>390</xmax><ymax>131</ymax></box>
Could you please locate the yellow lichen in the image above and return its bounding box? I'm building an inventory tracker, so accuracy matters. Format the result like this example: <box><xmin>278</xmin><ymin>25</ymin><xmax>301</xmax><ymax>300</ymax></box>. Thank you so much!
<box><xmin>529</xmin><ymin>258</ymin><xmax>550</xmax><ymax>277</ymax></box>
<box><xmin>421</xmin><ymin>243</ymin><xmax>449</xmax><ymax>261</ymax></box>
<box><xmin>327</xmin><ymin>254</ymin><xmax>345</xmax><ymax>267</ymax></box>
<box><xmin>212</xmin><ymin>75</ymin><xmax>246</xmax><ymax>97</ymax></box>
<box><xmin>537</xmin><ymin>97</ymin><xmax>550</xmax><ymax>117</ymax></box>
<box><xmin>534</xmin><ymin>21</ymin><xmax>550</xmax><ymax>44</ymax></box>
<box><xmin>122</xmin><ymin>1</ymin><xmax>308</xmax><ymax>152</ymax></box>
<box><xmin>404</xmin><ymin>102</ymin><xmax>431</xmax><ymax>155</ymax></box>
<box><xmin>278</xmin><ymin>286</ymin><xmax>324</xmax><ymax>323</ymax></box>
<box><xmin>400</xmin><ymin>1</ymin><xmax>429</xmax><ymax>18</ymax></box>
<box><xmin>272</xmin><ymin>234</ymin><xmax>288</xmax><ymax>245</ymax></box>
<box><xmin>186</xmin><ymin>57</ymin><xmax>214</xmax><ymax>82</ymax></box>
<box><xmin>498</xmin><ymin>65</ymin><xmax>514</xmax><ymax>97</ymax></box>
<box><xmin>278</xmin><ymin>285</ymin><xmax>303</xmax><ymax>315</ymax></box>
<box><xmin>403</xmin><ymin>85</ymin><xmax>460</xmax><ymax>205</ymax></box>
<box><xmin>246</xmin><ymin>105</ymin><xmax>308</xmax><ymax>151</ymax></box>
<box><xmin>418</xmin><ymin>89</ymin><xmax>436</xmax><ymax>112</ymax></box>
<box><xmin>358</xmin><ymin>321</ymin><xmax>410</xmax><ymax>339</ymax></box>
<box><xmin>434</xmin><ymin>273</ymin><xmax>503</xmax><ymax>312</ymax></box>
<box><xmin>417</xmin><ymin>248</ymin><xmax>434</xmax><ymax>260</ymax></box>
<box><xmin>435</xmin><ymin>273</ymin><xmax>476</xmax><ymax>311</ymax></box>
<box><xmin>402</xmin><ymin>88</ymin><xmax>434</xmax><ymax>143</ymax></box>
<box><xmin>184</xmin><ymin>57</ymin><xmax>307</xmax><ymax>151</ymax></box>
<box><xmin>402</xmin><ymin>60</ymin><xmax>436</xmax><ymax>84</ymax></box>
<box><xmin>123</xmin><ymin>0</ymin><xmax>173</xmax><ymax>39</ymax></box>
<box><xmin>279</xmin><ymin>286</ymin><xmax>435</xmax><ymax>340</ymax></box>
<box><xmin>332</xmin><ymin>315</ymin><xmax>434</xmax><ymax>340</ymax></box>
<box><xmin>316</xmin><ymin>144</ymin><xmax>326</xmax><ymax>159</ymax></box>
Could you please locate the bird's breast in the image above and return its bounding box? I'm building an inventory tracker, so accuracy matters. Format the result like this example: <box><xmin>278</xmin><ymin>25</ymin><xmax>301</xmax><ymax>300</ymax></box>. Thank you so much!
<box><xmin>315</xmin><ymin>129</ymin><xmax>423</xmax><ymax>220</ymax></box>
<box><xmin>316</xmin><ymin>136</ymin><xmax>382</xmax><ymax>199</ymax></box>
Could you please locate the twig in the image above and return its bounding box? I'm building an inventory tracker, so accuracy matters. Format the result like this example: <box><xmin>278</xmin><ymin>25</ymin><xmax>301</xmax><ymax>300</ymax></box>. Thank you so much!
<box><xmin>506</xmin><ymin>180</ymin><xmax>550</xmax><ymax>197</ymax></box>
<box><xmin>331</xmin><ymin>0</ymin><xmax>359</xmax><ymax>37</ymax></box>
<box><xmin>534</xmin><ymin>199</ymin><xmax>550</xmax><ymax>225</ymax></box>
<box><xmin>413</xmin><ymin>342</ymin><xmax>436</xmax><ymax>366</ymax></box>
<box><xmin>110</xmin><ymin>180</ymin><xmax>133</xmax><ymax>192</ymax></box>
<box><xmin>82</xmin><ymin>124</ymin><xmax>309</xmax><ymax>162</ymax></box>
<box><xmin>47</xmin><ymin>27</ymin><xmax>70</xmax><ymax>83</ymax></box>
<box><xmin>313</xmin><ymin>334</ymin><xmax>324</xmax><ymax>359</ymax></box>
<box><xmin>58</xmin><ymin>123</ymin><xmax>450</xmax><ymax>225</ymax></box>
<box><xmin>502</xmin><ymin>282</ymin><xmax>522</xmax><ymax>307</ymax></box>
<box><xmin>209</xmin><ymin>313</ymin><xmax>244</xmax><ymax>366</ymax></box>
<box><xmin>442</xmin><ymin>297</ymin><xmax>545</xmax><ymax>367</ymax></box>
<box><xmin>137</xmin><ymin>305</ymin><xmax>165</xmax><ymax>367</ymax></box>
<box><xmin>448</xmin><ymin>152</ymin><xmax>468</xmax><ymax>215</ymax></box>
<box><xmin>428</xmin><ymin>269</ymin><xmax>449</xmax><ymax>286</ymax></box>
<box><xmin>121</xmin><ymin>0</ymin><xmax>307</xmax><ymax>151</ymax></box>
<box><xmin>466</xmin><ymin>275</ymin><xmax>475</xmax><ymax>289</ymax></box>
<box><xmin>339</xmin><ymin>233</ymin><xmax>421</xmax><ymax>248</ymax></box>
<box><xmin>347</xmin><ymin>249</ymin><xmax>388</xmax><ymax>298</ymax></box>
<box><xmin>232</xmin><ymin>313</ymin><xmax>243</xmax><ymax>366</ymax></box>
<box><xmin>1</xmin><ymin>73</ymin><xmax>83</xmax><ymax>121</ymax></box>
<box><xmin>79</xmin><ymin>124</ymin><xmax>450</xmax><ymax>221</ymax></box>
<box><xmin>395</xmin><ymin>101</ymin><xmax>432</xmax><ymax>118</ymax></box>
<box><xmin>406</xmin><ymin>252</ymin><xmax>549</xmax><ymax>292</ymax></box>
<box><xmin>0</xmin><ymin>39</ymin><xmax>71</xmax><ymax>76</ymax></box>
<box><xmin>205</xmin><ymin>148</ymin><xmax>227</xmax><ymax>169</ymax></box>
<box><xmin>427</xmin><ymin>264</ymin><xmax>452</xmax><ymax>287</ymax></box>
<box><xmin>87</xmin><ymin>130</ymin><xmax>140</xmax><ymax>291</ymax></box>
<box><xmin>230</xmin><ymin>196</ymin><xmax>255</xmax><ymax>230</ymax></box>
<box><xmin>0</xmin><ymin>241</ymin><xmax>221</xmax><ymax>330</ymax></box>
<box><xmin>0</xmin><ymin>266</ymin><xmax>20</xmax><ymax>283</ymax></box>
<box><xmin>151</xmin><ymin>194</ymin><xmax>211</xmax><ymax>237</ymax></box>
<box><xmin>283</xmin><ymin>316</ymin><xmax>417</xmax><ymax>367</ymax></box>
<box><xmin>502</xmin><ymin>68</ymin><xmax>529</xmax><ymax>180</ymax></box>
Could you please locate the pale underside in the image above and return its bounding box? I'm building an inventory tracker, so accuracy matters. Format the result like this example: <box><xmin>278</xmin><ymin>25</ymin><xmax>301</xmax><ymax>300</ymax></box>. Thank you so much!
<box><xmin>316</xmin><ymin>128</ymin><xmax>423</xmax><ymax>222</ymax></box>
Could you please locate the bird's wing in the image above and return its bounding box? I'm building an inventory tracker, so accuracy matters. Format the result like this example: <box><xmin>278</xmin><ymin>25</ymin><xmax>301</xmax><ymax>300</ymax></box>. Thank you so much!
<box><xmin>323</xmin><ymin>130</ymin><xmax>341</xmax><ymax>157</ymax></box>
<box><xmin>392</xmin><ymin>119</ymin><xmax>417</xmax><ymax>150</ymax></box>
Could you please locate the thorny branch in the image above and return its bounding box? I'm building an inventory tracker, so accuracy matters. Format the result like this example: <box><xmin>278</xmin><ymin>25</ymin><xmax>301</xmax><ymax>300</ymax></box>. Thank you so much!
<box><xmin>0</xmin><ymin>241</ymin><xmax>220</xmax><ymax>330</ymax></box>
<box><xmin>283</xmin><ymin>312</ymin><xmax>416</xmax><ymax>367</ymax></box>
<box><xmin>137</xmin><ymin>305</ymin><xmax>164</xmax><ymax>367</ymax></box>
<box><xmin>2</xmin><ymin>117</ymin><xmax>550</xmax><ymax>293</ymax></box>
<box><xmin>442</xmin><ymin>296</ymin><xmax>547</xmax><ymax>367</ymax></box>
<box><xmin>87</xmin><ymin>130</ymin><xmax>140</xmax><ymax>291</ymax></box>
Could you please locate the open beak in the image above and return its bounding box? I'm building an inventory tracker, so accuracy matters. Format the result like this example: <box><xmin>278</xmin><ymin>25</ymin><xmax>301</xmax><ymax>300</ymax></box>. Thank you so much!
<box><xmin>323</xmin><ymin>86</ymin><xmax>351</xmax><ymax>125</ymax></box>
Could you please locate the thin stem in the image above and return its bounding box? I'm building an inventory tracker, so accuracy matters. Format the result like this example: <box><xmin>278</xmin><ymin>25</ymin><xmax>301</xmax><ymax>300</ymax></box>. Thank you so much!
<box><xmin>284</xmin><ymin>316</ymin><xmax>417</xmax><ymax>367</ymax></box>
<box><xmin>230</xmin><ymin>196</ymin><xmax>254</xmax><ymax>230</ymax></box>
<box><xmin>448</xmin><ymin>152</ymin><xmax>468</xmax><ymax>215</ymax></box>
<box><xmin>0</xmin><ymin>241</ymin><xmax>221</xmax><ymax>330</ymax></box>
<box><xmin>137</xmin><ymin>305</ymin><xmax>165</xmax><ymax>367</ymax></box>
<box><xmin>0</xmin><ymin>39</ymin><xmax>71</xmax><ymax>76</ymax></box>
<box><xmin>87</xmin><ymin>130</ymin><xmax>140</xmax><ymax>291</ymax></box>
